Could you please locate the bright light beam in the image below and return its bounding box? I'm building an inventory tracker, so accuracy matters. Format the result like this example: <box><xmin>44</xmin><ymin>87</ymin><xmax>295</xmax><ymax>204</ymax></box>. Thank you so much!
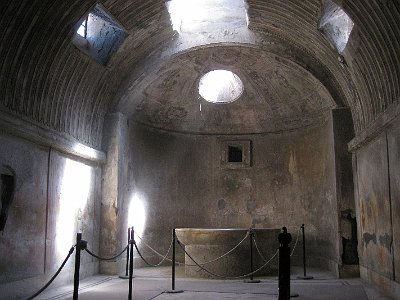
<box><xmin>128</xmin><ymin>193</ymin><xmax>147</xmax><ymax>241</ymax></box>
<box><xmin>55</xmin><ymin>159</ymin><xmax>92</xmax><ymax>260</ymax></box>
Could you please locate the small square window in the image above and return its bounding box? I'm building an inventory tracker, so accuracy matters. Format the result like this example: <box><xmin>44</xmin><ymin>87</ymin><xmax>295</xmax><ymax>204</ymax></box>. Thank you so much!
<box><xmin>221</xmin><ymin>140</ymin><xmax>251</xmax><ymax>168</ymax></box>
<box><xmin>228</xmin><ymin>145</ymin><xmax>243</xmax><ymax>162</ymax></box>
<box><xmin>72</xmin><ymin>4</ymin><xmax>128</xmax><ymax>65</ymax></box>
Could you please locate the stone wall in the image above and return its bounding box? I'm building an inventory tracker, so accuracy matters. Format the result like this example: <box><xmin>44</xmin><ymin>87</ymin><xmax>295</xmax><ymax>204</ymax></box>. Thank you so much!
<box><xmin>351</xmin><ymin>110</ymin><xmax>400</xmax><ymax>298</ymax></box>
<box><xmin>122</xmin><ymin>114</ymin><xmax>341</xmax><ymax>273</ymax></box>
<box><xmin>0</xmin><ymin>133</ymin><xmax>102</xmax><ymax>300</ymax></box>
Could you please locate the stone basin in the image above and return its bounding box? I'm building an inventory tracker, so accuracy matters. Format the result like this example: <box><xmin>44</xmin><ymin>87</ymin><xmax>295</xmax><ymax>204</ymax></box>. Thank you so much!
<box><xmin>175</xmin><ymin>228</ymin><xmax>281</xmax><ymax>278</ymax></box>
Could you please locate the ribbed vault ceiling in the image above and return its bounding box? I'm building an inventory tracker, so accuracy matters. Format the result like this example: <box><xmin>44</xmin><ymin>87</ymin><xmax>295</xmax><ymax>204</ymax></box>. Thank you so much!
<box><xmin>0</xmin><ymin>0</ymin><xmax>399</xmax><ymax>148</ymax></box>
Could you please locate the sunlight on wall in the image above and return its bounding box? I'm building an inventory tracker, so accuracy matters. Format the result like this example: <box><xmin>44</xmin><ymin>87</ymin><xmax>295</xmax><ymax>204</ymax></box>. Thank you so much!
<box><xmin>128</xmin><ymin>193</ymin><xmax>147</xmax><ymax>242</ymax></box>
<box><xmin>55</xmin><ymin>159</ymin><xmax>92</xmax><ymax>259</ymax></box>
<box><xmin>73</xmin><ymin>143</ymin><xmax>100</xmax><ymax>161</ymax></box>
<box><xmin>166</xmin><ymin>0</ymin><xmax>249</xmax><ymax>33</ymax></box>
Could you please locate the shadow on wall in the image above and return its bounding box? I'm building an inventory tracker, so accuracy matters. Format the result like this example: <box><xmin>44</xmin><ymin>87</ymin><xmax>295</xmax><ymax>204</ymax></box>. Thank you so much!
<box><xmin>0</xmin><ymin>165</ymin><xmax>15</xmax><ymax>232</ymax></box>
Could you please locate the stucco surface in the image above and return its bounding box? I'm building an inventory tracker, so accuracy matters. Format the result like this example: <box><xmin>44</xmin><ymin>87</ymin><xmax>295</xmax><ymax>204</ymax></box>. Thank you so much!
<box><xmin>0</xmin><ymin>135</ymin><xmax>48</xmax><ymax>283</ymax></box>
<box><xmin>387</xmin><ymin>120</ymin><xmax>400</xmax><ymax>283</ymax></box>
<box><xmin>0</xmin><ymin>134</ymin><xmax>102</xmax><ymax>300</ymax></box>
<box><xmin>123</xmin><ymin>116</ymin><xmax>338</xmax><ymax>272</ymax></box>
<box><xmin>126</xmin><ymin>46</ymin><xmax>336</xmax><ymax>134</ymax></box>
<box><xmin>355</xmin><ymin>135</ymin><xmax>392</xmax><ymax>278</ymax></box>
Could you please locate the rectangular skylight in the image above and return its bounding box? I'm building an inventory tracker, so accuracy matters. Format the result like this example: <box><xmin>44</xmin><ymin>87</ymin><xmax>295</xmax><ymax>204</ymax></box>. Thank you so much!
<box><xmin>73</xmin><ymin>4</ymin><xmax>128</xmax><ymax>65</ymax></box>
<box><xmin>165</xmin><ymin>0</ymin><xmax>249</xmax><ymax>34</ymax></box>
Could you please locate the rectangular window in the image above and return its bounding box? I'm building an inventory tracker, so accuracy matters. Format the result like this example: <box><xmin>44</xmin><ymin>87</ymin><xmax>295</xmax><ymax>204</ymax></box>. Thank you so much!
<box><xmin>221</xmin><ymin>140</ymin><xmax>251</xmax><ymax>168</ymax></box>
<box><xmin>73</xmin><ymin>4</ymin><xmax>128</xmax><ymax>65</ymax></box>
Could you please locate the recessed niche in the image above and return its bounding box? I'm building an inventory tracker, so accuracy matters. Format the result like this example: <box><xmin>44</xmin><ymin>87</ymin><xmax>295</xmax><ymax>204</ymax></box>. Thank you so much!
<box><xmin>0</xmin><ymin>166</ymin><xmax>15</xmax><ymax>231</ymax></box>
<box><xmin>221</xmin><ymin>140</ymin><xmax>251</xmax><ymax>168</ymax></box>
<box><xmin>228</xmin><ymin>145</ymin><xmax>243</xmax><ymax>162</ymax></box>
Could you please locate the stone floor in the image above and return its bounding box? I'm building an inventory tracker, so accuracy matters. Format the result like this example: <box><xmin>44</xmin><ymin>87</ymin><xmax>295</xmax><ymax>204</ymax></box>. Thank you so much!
<box><xmin>34</xmin><ymin>266</ymin><xmax>391</xmax><ymax>300</ymax></box>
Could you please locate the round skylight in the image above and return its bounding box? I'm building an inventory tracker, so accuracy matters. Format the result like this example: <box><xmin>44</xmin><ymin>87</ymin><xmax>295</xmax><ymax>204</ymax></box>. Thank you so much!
<box><xmin>198</xmin><ymin>70</ymin><xmax>244</xmax><ymax>104</ymax></box>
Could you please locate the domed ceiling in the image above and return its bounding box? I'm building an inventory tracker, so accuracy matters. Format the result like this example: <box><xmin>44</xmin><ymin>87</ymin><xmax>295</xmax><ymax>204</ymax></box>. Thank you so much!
<box><xmin>125</xmin><ymin>46</ymin><xmax>336</xmax><ymax>134</ymax></box>
<box><xmin>1</xmin><ymin>0</ymin><xmax>399</xmax><ymax>147</ymax></box>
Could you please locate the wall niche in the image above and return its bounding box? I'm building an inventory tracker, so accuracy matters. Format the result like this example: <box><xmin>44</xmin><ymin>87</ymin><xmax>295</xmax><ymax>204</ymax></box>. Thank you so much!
<box><xmin>0</xmin><ymin>165</ymin><xmax>15</xmax><ymax>231</ymax></box>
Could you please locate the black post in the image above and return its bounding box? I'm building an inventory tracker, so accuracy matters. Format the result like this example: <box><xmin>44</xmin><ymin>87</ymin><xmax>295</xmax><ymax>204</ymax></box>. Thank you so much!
<box><xmin>278</xmin><ymin>227</ymin><xmax>291</xmax><ymax>300</ymax></box>
<box><xmin>297</xmin><ymin>224</ymin><xmax>313</xmax><ymax>280</ymax></box>
<box><xmin>245</xmin><ymin>229</ymin><xmax>260</xmax><ymax>283</ymax></box>
<box><xmin>73</xmin><ymin>233</ymin><xmax>82</xmax><ymax>300</ymax></box>
<box><xmin>125</xmin><ymin>227</ymin><xmax>131</xmax><ymax>276</ymax></box>
<box><xmin>172</xmin><ymin>228</ymin><xmax>176</xmax><ymax>290</ymax></box>
<box><xmin>128</xmin><ymin>228</ymin><xmax>134</xmax><ymax>300</ymax></box>
<box><xmin>166</xmin><ymin>228</ymin><xmax>183</xmax><ymax>293</ymax></box>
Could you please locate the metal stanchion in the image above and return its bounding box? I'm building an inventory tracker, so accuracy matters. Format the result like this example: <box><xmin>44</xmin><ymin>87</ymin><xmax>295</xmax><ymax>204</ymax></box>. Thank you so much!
<box><xmin>278</xmin><ymin>227</ymin><xmax>298</xmax><ymax>299</ymax></box>
<box><xmin>245</xmin><ymin>229</ymin><xmax>260</xmax><ymax>283</ymax></box>
<box><xmin>120</xmin><ymin>227</ymin><xmax>132</xmax><ymax>279</ymax></box>
<box><xmin>73</xmin><ymin>233</ymin><xmax>87</xmax><ymax>300</ymax></box>
<box><xmin>297</xmin><ymin>224</ymin><xmax>313</xmax><ymax>280</ymax></box>
<box><xmin>128</xmin><ymin>228</ymin><xmax>134</xmax><ymax>300</ymax></box>
<box><xmin>166</xmin><ymin>228</ymin><xmax>183</xmax><ymax>293</ymax></box>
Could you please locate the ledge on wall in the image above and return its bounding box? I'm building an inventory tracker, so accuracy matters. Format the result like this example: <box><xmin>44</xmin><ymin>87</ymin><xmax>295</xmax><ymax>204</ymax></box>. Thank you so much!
<box><xmin>0</xmin><ymin>110</ymin><xmax>106</xmax><ymax>164</ymax></box>
<box><xmin>348</xmin><ymin>101</ymin><xmax>400</xmax><ymax>152</ymax></box>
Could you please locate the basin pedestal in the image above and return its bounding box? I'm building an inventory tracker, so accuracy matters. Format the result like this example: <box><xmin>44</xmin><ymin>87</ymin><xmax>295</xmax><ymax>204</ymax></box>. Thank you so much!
<box><xmin>175</xmin><ymin>228</ymin><xmax>280</xmax><ymax>278</ymax></box>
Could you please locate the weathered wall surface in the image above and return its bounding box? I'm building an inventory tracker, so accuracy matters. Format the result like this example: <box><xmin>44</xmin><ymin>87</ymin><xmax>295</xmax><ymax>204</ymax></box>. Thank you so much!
<box><xmin>0</xmin><ymin>134</ymin><xmax>102</xmax><ymax>300</ymax></box>
<box><xmin>388</xmin><ymin>121</ymin><xmax>400</xmax><ymax>286</ymax></box>
<box><xmin>353</xmin><ymin>115</ymin><xmax>400</xmax><ymax>298</ymax></box>
<box><xmin>332</xmin><ymin>109</ymin><xmax>359</xmax><ymax>277</ymax></box>
<box><xmin>124</xmin><ymin>115</ymin><xmax>340</xmax><ymax>273</ymax></box>
<box><xmin>100</xmin><ymin>113</ymin><xmax>130</xmax><ymax>274</ymax></box>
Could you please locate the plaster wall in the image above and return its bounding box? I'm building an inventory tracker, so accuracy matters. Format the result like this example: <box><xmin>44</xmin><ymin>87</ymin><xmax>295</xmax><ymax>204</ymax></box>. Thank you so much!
<box><xmin>100</xmin><ymin>113</ymin><xmax>129</xmax><ymax>274</ymax></box>
<box><xmin>123</xmin><ymin>115</ymin><xmax>340</xmax><ymax>273</ymax></box>
<box><xmin>0</xmin><ymin>134</ymin><xmax>102</xmax><ymax>300</ymax></box>
<box><xmin>353</xmin><ymin>115</ymin><xmax>400</xmax><ymax>298</ymax></box>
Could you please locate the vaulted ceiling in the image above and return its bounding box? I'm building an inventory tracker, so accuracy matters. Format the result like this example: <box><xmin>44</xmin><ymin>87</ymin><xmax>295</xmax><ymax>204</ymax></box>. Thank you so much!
<box><xmin>0</xmin><ymin>0</ymin><xmax>399</xmax><ymax>148</ymax></box>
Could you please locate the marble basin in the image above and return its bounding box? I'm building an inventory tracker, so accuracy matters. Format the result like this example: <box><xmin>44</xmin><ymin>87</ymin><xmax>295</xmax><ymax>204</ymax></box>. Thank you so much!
<box><xmin>175</xmin><ymin>228</ymin><xmax>281</xmax><ymax>278</ymax></box>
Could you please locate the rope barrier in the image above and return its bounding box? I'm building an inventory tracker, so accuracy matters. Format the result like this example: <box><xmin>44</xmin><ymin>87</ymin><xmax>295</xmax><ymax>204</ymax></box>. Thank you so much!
<box><xmin>184</xmin><ymin>230</ymin><xmax>250</xmax><ymax>267</ymax></box>
<box><xmin>176</xmin><ymin>238</ymin><xmax>279</xmax><ymax>280</ymax></box>
<box><xmin>290</xmin><ymin>227</ymin><xmax>301</xmax><ymax>257</ymax></box>
<box><xmin>134</xmin><ymin>233</ymin><xmax>182</xmax><ymax>264</ymax></box>
<box><xmin>191</xmin><ymin>230</ymin><xmax>250</xmax><ymax>267</ymax></box>
<box><xmin>134</xmin><ymin>230</ymin><xmax>249</xmax><ymax>267</ymax></box>
<box><xmin>134</xmin><ymin>238</ymin><xmax>173</xmax><ymax>267</ymax></box>
<box><xmin>85</xmin><ymin>245</ymin><xmax>128</xmax><ymax>261</ymax></box>
<box><xmin>25</xmin><ymin>246</ymin><xmax>75</xmax><ymax>300</ymax></box>
<box><xmin>252</xmin><ymin>235</ymin><xmax>268</xmax><ymax>262</ymax></box>
<box><xmin>252</xmin><ymin>227</ymin><xmax>300</xmax><ymax>261</ymax></box>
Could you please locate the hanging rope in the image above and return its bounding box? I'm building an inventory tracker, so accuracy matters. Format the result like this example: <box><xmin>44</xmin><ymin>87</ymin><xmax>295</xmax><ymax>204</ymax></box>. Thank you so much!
<box><xmin>252</xmin><ymin>235</ymin><xmax>269</xmax><ymax>262</ymax></box>
<box><xmin>135</xmin><ymin>230</ymin><xmax>250</xmax><ymax>267</ymax></box>
<box><xmin>290</xmin><ymin>227</ymin><xmax>301</xmax><ymax>257</ymax></box>
<box><xmin>25</xmin><ymin>246</ymin><xmax>75</xmax><ymax>300</ymax></box>
<box><xmin>134</xmin><ymin>233</ymin><xmax>185</xmax><ymax>265</ymax></box>
<box><xmin>85</xmin><ymin>244</ymin><xmax>128</xmax><ymax>261</ymax></box>
<box><xmin>134</xmin><ymin>238</ymin><xmax>173</xmax><ymax>267</ymax></box>
<box><xmin>184</xmin><ymin>230</ymin><xmax>250</xmax><ymax>267</ymax></box>
<box><xmin>176</xmin><ymin>238</ymin><xmax>279</xmax><ymax>279</ymax></box>
<box><xmin>253</xmin><ymin>227</ymin><xmax>301</xmax><ymax>259</ymax></box>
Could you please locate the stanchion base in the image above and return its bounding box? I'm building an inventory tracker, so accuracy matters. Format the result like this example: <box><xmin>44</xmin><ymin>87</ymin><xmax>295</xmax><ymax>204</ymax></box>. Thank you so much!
<box><xmin>166</xmin><ymin>290</ymin><xmax>184</xmax><ymax>294</ymax></box>
<box><xmin>290</xmin><ymin>293</ymin><xmax>300</xmax><ymax>297</ymax></box>
<box><xmin>119</xmin><ymin>275</ymin><xmax>135</xmax><ymax>279</ymax></box>
<box><xmin>296</xmin><ymin>275</ymin><xmax>314</xmax><ymax>280</ymax></box>
<box><xmin>244</xmin><ymin>279</ymin><xmax>261</xmax><ymax>283</ymax></box>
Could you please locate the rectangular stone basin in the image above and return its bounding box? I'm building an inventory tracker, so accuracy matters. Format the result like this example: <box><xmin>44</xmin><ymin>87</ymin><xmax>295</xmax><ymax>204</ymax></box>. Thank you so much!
<box><xmin>175</xmin><ymin>228</ymin><xmax>280</xmax><ymax>279</ymax></box>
